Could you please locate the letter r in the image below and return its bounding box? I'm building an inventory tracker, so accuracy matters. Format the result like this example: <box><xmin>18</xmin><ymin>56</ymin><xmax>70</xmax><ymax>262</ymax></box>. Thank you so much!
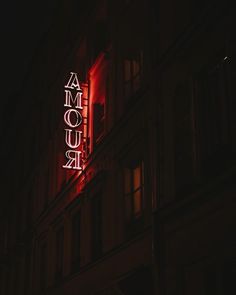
<box><xmin>62</xmin><ymin>150</ymin><xmax>82</xmax><ymax>170</ymax></box>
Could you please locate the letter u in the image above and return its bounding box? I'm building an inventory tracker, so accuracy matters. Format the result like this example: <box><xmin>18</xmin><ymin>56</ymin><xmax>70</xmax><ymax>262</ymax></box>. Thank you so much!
<box><xmin>65</xmin><ymin>129</ymin><xmax>82</xmax><ymax>149</ymax></box>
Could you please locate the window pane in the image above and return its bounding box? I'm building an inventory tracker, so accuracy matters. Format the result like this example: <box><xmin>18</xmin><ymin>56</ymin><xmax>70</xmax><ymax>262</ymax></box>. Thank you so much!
<box><xmin>40</xmin><ymin>244</ymin><xmax>47</xmax><ymax>290</ymax></box>
<box><xmin>55</xmin><ymin>228</ymin><xmax>63</xmax><ymax>278</ymax></box>
<box><xmin>133</xmin><ymin>189</ymin><xmax>142</xmax><ymax>216</ymax></box>
<box><xmin>133</xmin><ymin>59</ymin><xmax>140</xmax><ymax>77</ymax></box>
<box><xmin>133</xmin><ymin>164</ymin><xmax>141</xmax><ymax>191</ymax></box>
<box><xmin>196</xmin><ymin>54</ymin><xmax>231</xmax><ymax>177</ymax></box>
<box><xmin>133</xmin><ymin>75</ymin><xmax>141</xmax><ymax>92</ymax></box>
<box><xmin>91</xmin><ymin>193</ymin><xmax>102</xmax><ymax>259</ymax></box>
<box><xmin>71</xmin><ymin>212</ymin><xmax>81</xmax><ymax>272</ymax></box>
<box><xmin>174</xmin><ymin>82</ymin><xmax>195</xmax><ymax>194</ymax></box>
<box><xmin>124</xmin><ymin>60</ymin><xmax>131</xmax><ymax>81</ymax></box>
<box><xmin>125</xmin><ymin>194</ymin><xmax>132</xmax><ymax>220</ymax></box>
<box><xmin>124</xmin><ymin>83</ymin><xmax>132</xmax><ymax>100</ymax></box>
<box><xmin>124</xmin><ymin>168</ymin><xmax>131</xmax><ymax>194</ymax></box>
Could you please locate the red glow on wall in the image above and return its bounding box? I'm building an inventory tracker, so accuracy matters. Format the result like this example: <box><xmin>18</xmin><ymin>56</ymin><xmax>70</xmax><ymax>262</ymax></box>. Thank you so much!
<box><xmin>54</xmin><ymin>55</ymin><xmax>108</xmax><ymax>198</ymax></box>
<box><xmin>89</xmin><ymin>52</ymin><xmax>109</xmax><ymax>149</ymax></box>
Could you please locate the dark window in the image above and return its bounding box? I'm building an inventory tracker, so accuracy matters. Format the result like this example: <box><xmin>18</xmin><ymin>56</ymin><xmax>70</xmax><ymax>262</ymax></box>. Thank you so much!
<box><xmin>43</xmin><ymin>164</ymin><xmax>50</xmax><ymax>209</ymax></box>
<box><xmin>118</xmin><ymin>266</ymin><xmax>154</xmax><ymax>295</ymax></box>
<box><xmin>71</xmin><ymin>212</ymin><xmax>81</xmax><ymax>273</ymax></box>
<box><xmin>24</xmin><ymin>252</ymin><xmax>31</xmax><ymax>295</ymax></box>
<box><xmin>202</xmin><ymin>259</ymin><xmax>236</xmax><ymax>294</ymax></box>
<box><xmin>203</xmin><ymin>264</ymin><xmax>219</xmax><ymax>294</ymax></box>
<box><xmin>221</xmin><ymin>259</ymin><xmax>236</xmax><ymax>293</ymax></box>
<box><xmin>6</xmin><ymin>268</ymin><xmax>10</xmax><ymax>295</ymax></box>
<box><xmin>39</xmin><ymin>243</ymin><xmax>47</xmax><ymax>291</ymax></box>
<box><xmin>124</xmin><ymin>161</ymin><xmax>144</xmax><ymax>223</ymax></box>
<box><xmin>55</xmin><ymin>227</ymin><xmax>64</xmax><ymax>281</ymax></box>
<box><xmin>91</xmin><ymin>192</ymin><xmax>102</xmax><ymax>260</ymax></box>
<box><xmin>92</xmin><ymin>21</ymin><xmax>109</xmax><ymax>62</ymax></box>
<box><xmin>174</xmin><ymin>81</ymin><xmax>196</xmax><ymax>196</ymax></box>
<box><xmin>195</xmin><ymin>54</ymin><xmax>232</xmax><ymax>176</ymax></box>
<box><xmin>124</xmin><ymin>51</ymin><xmax>143</xmax><ymax>101</ymax></box>
<box><xmin>26</xmin><ymin>189</ymin><xmax>32</xmax><ymax>227</ymax></box>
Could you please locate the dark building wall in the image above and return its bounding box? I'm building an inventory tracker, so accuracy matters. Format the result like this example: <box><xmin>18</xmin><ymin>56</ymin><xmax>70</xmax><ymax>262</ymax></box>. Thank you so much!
<box><xmin>154</xmin><ymin>1</ymin><xmax>236</xmax><ymax>294</ymax></box>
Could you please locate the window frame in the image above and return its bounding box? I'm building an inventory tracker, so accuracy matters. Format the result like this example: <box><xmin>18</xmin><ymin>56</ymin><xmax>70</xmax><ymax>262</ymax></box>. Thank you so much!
<box><xmin>193</xmin><ymin>51</ymin><xmax>233</xmax><ymax>177</ymax></box>
<box><xmin>39</xmin><ymin>241</ymin><xmax>47</xmax><ymax>292</ymax></box>
<box><xmin>90</xmin><ymin>189</ymin><xmax>103</xmax><ymax>261</ymax></box>
<box><xmin>70</xmin><ymin>210</ymin><xmax>81</xmax><ymax>274</ymax></box>
<box><xmin>54</xmin><ymin>226</ymin><xmax>64</xmax><ymax>281</ymax></box>
<box><xmin>124</xmin><ymin>160</ymin><xmax>145</xmax><ymax>221</ymax></box>
<box><xmin>123</xmin><ymin>50</ymin><xmax>143</xmax><ymax>101</ymax></box>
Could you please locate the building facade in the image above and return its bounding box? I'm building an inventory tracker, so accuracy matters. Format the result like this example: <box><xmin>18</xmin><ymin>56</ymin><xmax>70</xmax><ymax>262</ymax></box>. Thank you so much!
<box><xmin>154</xmin><ymin>0</ymin><xmax>236</xmax><ymax>294</ymax></box>
<box><xmin>0</xmin><ymin>0</ymin><xmax>235</xmax><ymax>294</ymax></box>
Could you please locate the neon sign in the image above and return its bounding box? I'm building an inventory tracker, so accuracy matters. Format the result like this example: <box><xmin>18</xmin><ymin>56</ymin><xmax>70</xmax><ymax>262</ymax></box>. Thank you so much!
<box><xmin>63</xmin><ymin>72</ymin><xmax>83</xmax><ymax>170</ymax></box>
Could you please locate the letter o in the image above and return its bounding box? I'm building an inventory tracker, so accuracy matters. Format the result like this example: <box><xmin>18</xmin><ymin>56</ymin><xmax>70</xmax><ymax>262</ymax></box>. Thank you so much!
<box><xmin>64</xmin><ymin>109</ymin><xmax>82</xmax><ymax>128</ymax></box>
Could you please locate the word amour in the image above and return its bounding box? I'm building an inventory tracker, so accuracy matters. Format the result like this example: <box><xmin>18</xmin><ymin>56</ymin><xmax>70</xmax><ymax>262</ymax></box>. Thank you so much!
<box><xmin>63</xmin><ymin>72</ymin><xmax>83</xmax><ymax>170</ymax></box>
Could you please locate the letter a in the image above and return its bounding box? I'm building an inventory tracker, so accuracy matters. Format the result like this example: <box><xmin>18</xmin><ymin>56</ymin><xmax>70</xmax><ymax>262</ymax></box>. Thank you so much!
<box><xmin>65</xmin><ymin>72</ymin><xmax>82</xmax><ymax>91</ymax></box>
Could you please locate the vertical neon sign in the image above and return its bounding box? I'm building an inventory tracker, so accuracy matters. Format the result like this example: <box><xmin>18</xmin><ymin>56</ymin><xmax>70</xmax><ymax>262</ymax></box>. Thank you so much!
<box><xmin>63</xmin><ymin>72</ymin><xmax>83</xmax><ymax>170</ymax></box>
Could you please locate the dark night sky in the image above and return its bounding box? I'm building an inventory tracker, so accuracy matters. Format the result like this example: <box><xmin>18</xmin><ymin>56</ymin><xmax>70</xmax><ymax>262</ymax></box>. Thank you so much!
<box><xmin>0</xmin><ymin>1</ymin><xmax>57</xmax><ymax>97</ymax></box>
<box><xmin>0</xmin><ymin>0</ymin><xmax>88</xmax><ymax>190</ymax></box>
<box><xmin>0</xmin><ymin>0</ymin><xmax>89</xmax><ymax>117</ymax></box>
<box><xmin>0</xmin><ymin>1</ymin><xmax>61</xmax><ymax>214</ymax></box>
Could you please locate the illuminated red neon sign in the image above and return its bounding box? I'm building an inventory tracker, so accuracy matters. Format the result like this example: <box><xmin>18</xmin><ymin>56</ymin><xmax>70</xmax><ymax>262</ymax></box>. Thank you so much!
<box><xmin>63</xmin><ymin>72</ymin><xmax>83</xmax><ymax>170</ymax></box>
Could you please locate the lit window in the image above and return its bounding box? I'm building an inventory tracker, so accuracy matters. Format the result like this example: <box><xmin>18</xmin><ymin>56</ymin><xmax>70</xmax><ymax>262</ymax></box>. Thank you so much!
<box><xmin>124</xmin><ymin>161</ymin><xmax>144</xmax><ymax>220</ymax></box>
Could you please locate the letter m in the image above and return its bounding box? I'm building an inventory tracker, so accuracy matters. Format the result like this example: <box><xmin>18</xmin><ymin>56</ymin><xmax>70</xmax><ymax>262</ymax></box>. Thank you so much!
<box><xmin>64</xmin><ymin>90</ymin><xmax>83</xmax><ymax>109</ymax></box>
